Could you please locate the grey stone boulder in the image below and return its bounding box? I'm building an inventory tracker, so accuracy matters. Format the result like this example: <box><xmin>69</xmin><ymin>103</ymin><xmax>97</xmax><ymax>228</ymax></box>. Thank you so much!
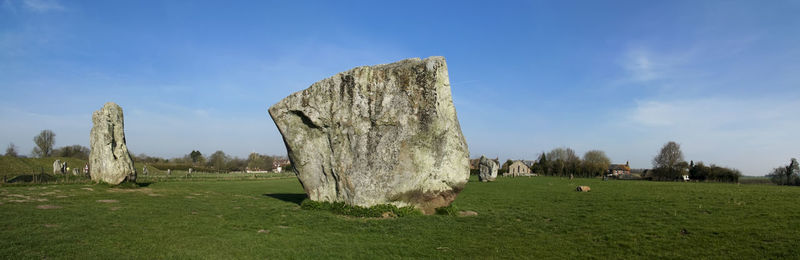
<box><xmin>53</xmin><ymin>160</ymin><xmax>62</xmax><ymax>175</ymax></box>
<box><xmin>269</xmin><ymin>56</ymin><xmax>470</xmax><ymax>214</ymax></box>
<box><xmin>89</xmin><ymin>102</ymin><xmax>136</xmax><ymax>184</ymax></box>
<box><xmin>478</xmin><ymin>156</ymin><xmax>498</xmax><ymax>182</ymax></box>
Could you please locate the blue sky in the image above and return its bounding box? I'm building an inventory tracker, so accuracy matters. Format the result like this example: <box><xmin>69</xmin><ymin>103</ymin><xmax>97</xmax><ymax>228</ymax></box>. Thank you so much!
<box><xmin>1</xmin><ymin>0</ymin><xmax>798</xmax><ymax>175</ymax></box>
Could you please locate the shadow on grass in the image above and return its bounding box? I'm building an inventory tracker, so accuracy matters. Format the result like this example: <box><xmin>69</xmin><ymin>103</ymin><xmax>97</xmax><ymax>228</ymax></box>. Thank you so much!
<box><xmin>263</xmin><ymin>193</ymin><xmax>307</xmax><ymax>205</ymax></box>
<box><xmin>135</xmin><ymin>182</ymin><xmax>152</xmax><ymax>187</ymax></box>
<box><xmin>7</xmin><ymin>174</ymin><xmax>57</xmax><ymax>183</ymax></box>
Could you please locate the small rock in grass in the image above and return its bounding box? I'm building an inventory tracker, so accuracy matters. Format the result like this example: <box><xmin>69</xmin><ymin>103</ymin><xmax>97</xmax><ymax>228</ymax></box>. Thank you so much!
<box><xmin>36</xmin><ymin>205</ymin><xmax>62</xmax><ymax>209</ymax></box>
<box><xmin>258</xmin><ymin>229</ymin><xmax>270</xmax><ymax>234</ymax></box>
<box><xmin>96</xmin><ymin>199</ymin><xmax>118</xmax><ymax>203</ymax></box>
<box><xmin>458</xmin><ymin>210</ymin><xmax>478</xmax><ymax>217</ymax></box>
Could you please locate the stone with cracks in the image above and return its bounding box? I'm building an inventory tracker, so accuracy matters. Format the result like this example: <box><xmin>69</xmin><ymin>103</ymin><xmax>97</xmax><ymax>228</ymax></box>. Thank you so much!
<box><xmin>269</xmin><ymin>56</ymin><xmax>469</xmax><ymax>214</ymax></box>
<box><xmin>478</xmin><ymin>156</ymin><xmax>498</xmax><ymax>182</ymax></box>
<box><xmin>89</xmin><ymin>102</ymin><xmax>136</xmax><ymax>184</ymax></box>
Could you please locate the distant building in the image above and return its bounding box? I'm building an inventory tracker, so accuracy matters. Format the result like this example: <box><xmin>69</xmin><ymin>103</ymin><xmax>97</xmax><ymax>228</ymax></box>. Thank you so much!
<box><xmin>273</xmin><ymin>158</ymin><xmax>290</xmax><ymax>172</ymax></box>
<box><xmin>609</xmin><ymin>161</ymin><xmax>631</xmax><ymax>176</ymax></box>
<box><xmin>506</xmin><ymin>160</ymin><xmax>532</xmax><ymax>177</ymax></box>
<box><xmin>521</xmin><ymin>160</ymin><xmax>537</xmax><ymax>168</ymax></box>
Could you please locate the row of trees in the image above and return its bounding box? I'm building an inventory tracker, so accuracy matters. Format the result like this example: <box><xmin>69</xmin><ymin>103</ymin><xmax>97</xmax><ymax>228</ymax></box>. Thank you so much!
<box><xmin>4</xmin><ymin>130</ymin><xmax>90</xmax><ymax>160</ymax></box>
<box><xmin>3</xmin><ymin>129</ymin><xmax>285</xmax><ymax>173</ymax></box>
<box><xmin>135</xmin><ymin>150</ymin><xmax>283</xmax><ymax>173</ymax></box>
<box><xmin>497</xmin><ymin>147</ymin><xmax>613</xmax><ymax>178</ymax></box>
<box><xmin>494</xmin><ymin>142</ymin><xmax>742</xmax><ymax>183</ymax></box>
<box><xmin>649</xmin><ymin>141</ymin><xmax>740</xmax><ymax>182</ymax></box>
<box><xmin>766</xmin><ymin>158</ymin><xmax>799</xmax><ymax>186</ymax></box>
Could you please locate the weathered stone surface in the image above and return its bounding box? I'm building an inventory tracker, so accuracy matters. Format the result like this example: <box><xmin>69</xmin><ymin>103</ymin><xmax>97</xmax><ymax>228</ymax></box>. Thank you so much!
<box><xmin>89</xmin><ymin>102</ymin><xmax>136</xmax><ymax>185</ymax></box>
<box><xmin>52</xmin><ymin>160</ymin><xmax>63</xmax><ymax>175</ymax></box>
<box><xmin>269</xmin><ymin>56</ymin><xmax>469</xmax><ymax>214</ymax></box>
<box><xmin>478</xmin><ymin>156</ymin><xmax>498</xmax><ymax>182</ymax></box>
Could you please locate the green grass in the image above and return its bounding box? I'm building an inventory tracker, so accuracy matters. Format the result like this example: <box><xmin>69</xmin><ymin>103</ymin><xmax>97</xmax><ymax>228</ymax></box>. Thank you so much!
<box><xmin>1</xmin><ymin>176</ymin><xmax>798</xmax><ymax>258</ymax></box>
<box><xmin>0</xmin><ymin>156</ymin><xmax>88</xmax><ymax>179</ymax></box>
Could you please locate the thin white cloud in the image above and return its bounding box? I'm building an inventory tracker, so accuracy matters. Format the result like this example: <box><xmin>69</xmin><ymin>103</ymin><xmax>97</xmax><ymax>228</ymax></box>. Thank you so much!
<box><xmin>21</xmin><ymin>0</ymin><xmax>64</xmax><ymax>12</ymax></box>
<box><xmin>618</xmin><ymin>47</ymin><xmax>698</xmax><ymax>85</ymax></box>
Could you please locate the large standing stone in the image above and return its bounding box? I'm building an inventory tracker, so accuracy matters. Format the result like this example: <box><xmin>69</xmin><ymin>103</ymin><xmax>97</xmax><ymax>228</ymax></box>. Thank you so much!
<box><xmin>89</xmin><ymin>102</ymin><xmax>136</xmax><ymax>185</ymax></box>
<box><xmin>478</xmin><ymin>156</ymin><xmax>498</xmax><ymax>182</ymax></box>
<box><xmin>269</xmin><ymin>56</ymin><xmax>469</xmax><ymax>214</ymax></box>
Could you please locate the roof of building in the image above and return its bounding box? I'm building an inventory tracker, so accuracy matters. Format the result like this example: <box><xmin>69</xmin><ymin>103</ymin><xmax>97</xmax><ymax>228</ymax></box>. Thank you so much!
<box><xmin>609</xmin><ymin>164</ymin><xmax>631</xmax><ymax>171</ymax></box>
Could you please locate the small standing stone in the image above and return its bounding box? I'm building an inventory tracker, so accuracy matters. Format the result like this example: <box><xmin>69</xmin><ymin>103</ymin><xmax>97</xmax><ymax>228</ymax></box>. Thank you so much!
<box><xmin>53</xmin><ymin>160</ymin><xmax>62</xmax><ymax>175</ymax></box>
<box><xmin>478</xmin><ymin>156</ymin><xmax>498</xmax><ymax>182</ymax></box>
<box><xmin>167</xmin><ymin>169</ymin><xmax>171</xmax><ymax>175</ymax></box>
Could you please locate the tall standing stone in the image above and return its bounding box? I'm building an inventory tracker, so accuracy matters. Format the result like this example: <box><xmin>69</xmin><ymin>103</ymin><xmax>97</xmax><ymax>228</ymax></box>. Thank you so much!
<box><xmin>89</xmin><ymin>102</ymin><xmax>136</xmax><ymax>184</ymax></box>
<box><xmin>478</xmin><ymin>156</ymin><xmax>498</xmax><ymax>182</ymax></box>
<box><xmin>269</xmin><ymin>56</ymin><xmax>470</xmax><ymax>214</ymax></box>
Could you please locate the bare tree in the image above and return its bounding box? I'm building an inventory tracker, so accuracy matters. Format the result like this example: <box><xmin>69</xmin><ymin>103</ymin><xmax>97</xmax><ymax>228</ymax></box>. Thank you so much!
<box><xmin>5</xmin><ymin>143</ymin><xmax>18</xmax><ymax>157</ymax></box>
<box><xmin>546</xmin><ymin>147</ymin><xmax>580</xmax><ymax>176</ymax></box>
<box><xmin>247</xmin><ymin>153</ymin><xmax>274</xmax><ymax>171</ymax></box>
<box><xmin>583</xmin><ymin>150</ymin><xmax>611</xmax><ymax>177</ymax></box>
<box><xmin>652</xmin><ymin>141</ymin><xmax>686</xmax><ymax>180</ymax></box>
<box><xmin>768</xmin><ymin>158</ymin><xmax>799</xmax><ymax>185</ymax></box>
<box><xmin>208</xmin><ymin>150</ymin><xmax>230</xmax><ymax>171</ymax></box>
<box><xmin>32</xmin><ymin>130</ymin><xmax>56</xmax><ymax>158</ymax></box>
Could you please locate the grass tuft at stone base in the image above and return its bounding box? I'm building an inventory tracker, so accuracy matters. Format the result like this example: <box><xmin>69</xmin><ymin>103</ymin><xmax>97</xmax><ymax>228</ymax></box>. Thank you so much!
<box><xmin>435</xmin><ymin>204</ymin><xmax>460</xmax><ymax>216</ymax></box>
<box><xmin>300</xmin><ymin>199</ymin><xmax>423</xmax><ymax>218</ymax></box>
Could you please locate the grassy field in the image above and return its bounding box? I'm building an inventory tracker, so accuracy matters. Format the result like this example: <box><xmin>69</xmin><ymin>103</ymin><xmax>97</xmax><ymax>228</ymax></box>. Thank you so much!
<box><xmin>1</xmin><ymin>176</ymin><xmax>798</xmax><ymax>258</ymax></box>
<box><xmin>0</xmin><ymin>156</ymin><xmax>88</xmax><ymax>178</ymax></box>
<box><xmin>0</xmin><ymin>156</ymin><xmax>292</xmax><ymax>184</ymax></box>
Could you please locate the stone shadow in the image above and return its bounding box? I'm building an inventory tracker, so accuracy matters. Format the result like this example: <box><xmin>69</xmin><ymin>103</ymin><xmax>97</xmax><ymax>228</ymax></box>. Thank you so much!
<box><xmin>263</xmin><ymin>193</ymin><xmax>307</xmax><ymax>205</ymax></box>
<box><xmin>7</xmin><ymin>174</ymin><xmax>57</xmax><ymax>183</ymax></box>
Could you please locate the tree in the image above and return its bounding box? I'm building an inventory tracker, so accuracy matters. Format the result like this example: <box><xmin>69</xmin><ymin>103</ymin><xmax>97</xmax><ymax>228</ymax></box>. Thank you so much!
<box><xmin>500</xmin><ymin>159</ymin><xmax>513</xmax><ymax>174</ymax></box>
<box><xmin>32</xmin><ymin>130</ymin><xmax>55</xmax><ymax>158</ymax></box>
<box><xmin>583</xmin><ymin>150</ymin><xmax>611</xmax><ymax>177</ymax></box>
<box><xmin>786</xmin><ymin>158</ymin><xmax>799</xmax><ymax>185</ymax></box>
<box><xmin>5</xmin><ymin>143</ymin><xmax>18</xmax><ymax>157</ymax></box>
<box><xmin>651</xmin><ymin>141</ymin><xmax>686</xmax><ymax>181</ymax></box>
<box><xmin>547</xmin><ymin>147</ymin><xmax>580</xmax><ymax>176</ymax></box>
<box><xmin>247</xmin><ymin>153</ymin><xmax>274</xmax><ymax>171</ymax></box>
<box><xmin>768</xmin><ymin>158</ymin><xmax>799</xmax><ymax>186</ymax></box>
<box><xmin>535</xmin><ymin>152</ymin><xmax>548</xmax><ymax>175</ymax></box>
<box><xmin>227</xmin><ymin>157</ymin><xmax>247</xmax><ymax>172</ymax></box>
<box><xmin>689</xmin><ymin>162</ymin><xmax>710</xmax><ymax>181</ymax></box>
<box><xmin>207</xmin><ymin>150</ymin><xmax>230</xmax><ymax>170</ymax></box>
<box><xmin>189</xmin><ymin>150</ymin><xmax>204</xmax><ymax>164</ymax></box>
<box><xmin>53</xmin><ymin>145</ymin><xmax>90</xmax><ymax>160</ymax></box>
